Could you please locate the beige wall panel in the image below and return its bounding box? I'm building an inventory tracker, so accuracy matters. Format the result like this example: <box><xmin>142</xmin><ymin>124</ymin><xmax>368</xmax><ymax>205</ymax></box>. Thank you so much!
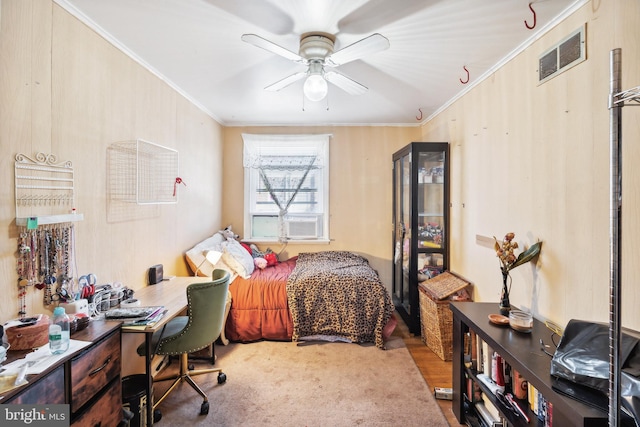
<box><xmin>222</xmin><ymin>125</ymin><xmax>421</xmax><ymax>291</ymax></box>
<box><xmin>170</xmin><ymin>97</ymin><xmax>224</xmax><ymax>269</ymax></box>
<box><xmin>50</xmin><ymin>4</ymin><xmax>222</xmax><ymax>290</ymax></box>
<box><xmin>0</xmin><ymin>1</ymin><xmax>223</xmax><ymax>320</ymax></box>
<box><xmin>421</xmin><ymin>1</ymin><xmax>640</xmax><ymax>330</ymax></box>
<box><xmin>0</xmin><ymin>0</ymin><xmax>32</xmax><ymax>320</ymax></box>
<box><xmin>31</xmin><ymin>0</ymin><xmax>52</xmax><ymax>152</ymax></box>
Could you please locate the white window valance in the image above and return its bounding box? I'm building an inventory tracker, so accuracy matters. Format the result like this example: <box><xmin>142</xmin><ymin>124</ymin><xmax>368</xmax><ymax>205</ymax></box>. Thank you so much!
<box><xmin>242</xmin><ymin>134</ymin><xmax>330</xmax><ymax>170</ymax></box>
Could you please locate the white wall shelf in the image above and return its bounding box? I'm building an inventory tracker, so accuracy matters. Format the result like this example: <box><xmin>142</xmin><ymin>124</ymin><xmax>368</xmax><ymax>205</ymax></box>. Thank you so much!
<box><xmin>16</xmin><ymin>213</ymin><xmax>84</xmax><ymax>227</ymax></box>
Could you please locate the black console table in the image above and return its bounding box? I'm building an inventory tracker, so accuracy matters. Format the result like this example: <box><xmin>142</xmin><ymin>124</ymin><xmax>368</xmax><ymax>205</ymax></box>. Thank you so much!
<box><xmin>450</xmin><ymin>302</ymin><xmax>607</xmax><ymax>427</ymax></box>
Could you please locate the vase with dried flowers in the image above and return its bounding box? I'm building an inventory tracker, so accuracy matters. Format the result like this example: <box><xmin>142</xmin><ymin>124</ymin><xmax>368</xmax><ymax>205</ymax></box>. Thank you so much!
<box><xmin>494</xmin><ymin>233</ymin><xmax>542</xmax><ymax>315</ymax></box>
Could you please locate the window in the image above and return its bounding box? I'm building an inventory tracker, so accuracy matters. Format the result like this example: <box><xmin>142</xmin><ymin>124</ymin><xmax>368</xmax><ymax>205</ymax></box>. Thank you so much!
<box><xmin>242</xmin><ymin>134</ymin><xmax>330</xmax><ymax>242</ymax></box>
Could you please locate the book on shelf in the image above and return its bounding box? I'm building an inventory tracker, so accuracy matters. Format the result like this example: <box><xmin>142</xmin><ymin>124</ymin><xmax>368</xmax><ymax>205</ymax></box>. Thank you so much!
<box><xmin>466</xmin><ymin>375</ymin><xmax>482</xmax><ymax>403</ymax></box>
<box><xmin>528</xmin><ymin>382</ymin><xmax>536</xmax><ymax>411</ymax></box>
<box><xmin>476</xmin><ymin>334</ymin><xmax>484</xmax><ymax>373</ymax></box>
<box><xmin>477</xmin><ymin>398</ymin><xmax>504</xmax><ymax>427</ymax></box>
<box><xmin>466</xmin><ymin>330</ymin><xmax>479</xmax><ymax>370</ymax></box>
<box><xmin>482</xmin><ymin>341</ymin><xmax>492</xmax><ymax>377</ymax></box>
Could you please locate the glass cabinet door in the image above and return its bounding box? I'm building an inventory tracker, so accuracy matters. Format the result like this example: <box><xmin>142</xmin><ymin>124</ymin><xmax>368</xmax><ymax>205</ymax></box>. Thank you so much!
<box><xmin>416</xmin><ymin>150</ymin><xmax>446</xmax><ymax>279</ymax></box>
<box><xmin>393</xmin><ymin>153</ymin><xmax>412</xmax><ymax>315</ymax></box>
<box><xmin>392</xmin><ymin>142</ymin><xmax>449</xmax><ymax>334</ymax></box>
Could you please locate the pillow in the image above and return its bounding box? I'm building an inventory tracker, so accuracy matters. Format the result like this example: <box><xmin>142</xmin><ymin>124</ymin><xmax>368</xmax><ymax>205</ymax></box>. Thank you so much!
<box><xmin>240</xmin><ymin>242</ymin><xmax>253</xmax><ymax>256</ymax></box>
<box><xmin>221</xmin><ymin>239</ymin><xmax>255</xmax><ymax>279</ymax></box>
<box><xmin>185</xmin><ymin>233</ymin><xmax>226</xmax><ymax>277</ymax></box>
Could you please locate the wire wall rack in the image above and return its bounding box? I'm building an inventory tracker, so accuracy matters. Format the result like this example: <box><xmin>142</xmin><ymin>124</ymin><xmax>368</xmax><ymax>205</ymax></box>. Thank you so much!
<box><xmin>108</xmin><ymin>139</ymin><xmax>180</xmax><ymax>205</ymax></box>
<box><xmin>14</xmin><ymin>152</ymin><xmax>82</xmax><ymax>225</ymax></box>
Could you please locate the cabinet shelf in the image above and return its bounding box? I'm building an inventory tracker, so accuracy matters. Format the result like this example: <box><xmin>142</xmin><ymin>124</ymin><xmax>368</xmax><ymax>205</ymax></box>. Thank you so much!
<box><xmin>464</xmin><ymin>367</ymin><xmax>532</xmax><ymax>427</ymax></box>
<box><xmin>451</xmin><ymin>302</ymin><xmax>608</xmax><ymax>427</ymax></box>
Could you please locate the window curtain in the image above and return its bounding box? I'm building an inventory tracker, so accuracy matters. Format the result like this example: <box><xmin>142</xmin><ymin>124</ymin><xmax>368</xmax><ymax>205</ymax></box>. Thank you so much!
<box><xmin>243</xmin><ymin>134</ymin><xmax>330</xmax><ymax>240</ymax></box>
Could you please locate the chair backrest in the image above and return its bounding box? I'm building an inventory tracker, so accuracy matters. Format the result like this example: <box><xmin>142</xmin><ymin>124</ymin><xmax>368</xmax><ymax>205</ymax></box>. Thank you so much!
<box><xmin>157</xmin><ymin>269</ymin><xmax>230</xmax><ymax>354</ymax></box>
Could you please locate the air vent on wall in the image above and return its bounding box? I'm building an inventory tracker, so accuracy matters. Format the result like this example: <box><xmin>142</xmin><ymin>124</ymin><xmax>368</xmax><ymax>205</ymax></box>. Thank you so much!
<box><xmin>538</xmin><ymin>24</ymin><xmax>586</xmax><ymax>84</ymax></box>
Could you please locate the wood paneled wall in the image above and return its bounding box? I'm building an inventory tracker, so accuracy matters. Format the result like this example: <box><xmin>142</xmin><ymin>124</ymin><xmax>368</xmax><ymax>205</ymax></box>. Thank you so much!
<box><xmin>420</xmin><ymin>1</ymin><xmax>640</xmax><ymax>329</ymax></box>
<box><xmin>0</xmin><ymin>0</ymin><xmax>223</xmax><ymax>320</ymax></box>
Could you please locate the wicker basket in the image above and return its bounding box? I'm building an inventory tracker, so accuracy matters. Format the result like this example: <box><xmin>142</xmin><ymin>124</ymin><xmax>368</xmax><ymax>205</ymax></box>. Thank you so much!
<box><xmin>418</xmin><ymin>271</ymin><xmax>471</xmax><ymax>361</ymax></box>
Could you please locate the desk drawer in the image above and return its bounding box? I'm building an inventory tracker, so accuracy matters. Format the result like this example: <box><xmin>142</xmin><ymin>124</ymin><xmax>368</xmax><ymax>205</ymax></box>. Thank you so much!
<box><xmin>72</xmin><ymin>378</ymin><xmax>122</xmax><ymax>427</ymax></box>
<box><xmin>70</xmin><ymin>331</ymin><xmax>121</xmax><ymax>412</ymax></box>
<box><xmin>6</xmin><ymin>365</ymin><xmax>65</xmax><ymax>404</ymax></box>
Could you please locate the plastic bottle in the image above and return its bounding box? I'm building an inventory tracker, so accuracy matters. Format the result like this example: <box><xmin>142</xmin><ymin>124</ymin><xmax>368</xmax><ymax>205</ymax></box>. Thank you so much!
<box><xmin>49</xmin><ymin>306</ymin><xmax>70</xmax><ymax>354</ymax></box>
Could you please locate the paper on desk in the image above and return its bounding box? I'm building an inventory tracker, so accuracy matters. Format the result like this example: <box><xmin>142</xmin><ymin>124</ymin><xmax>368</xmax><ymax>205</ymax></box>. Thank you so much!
<box><xmin>1</xmin><ymin>340</ymin><xmax>92</xmax><ymax>375</ymax></box>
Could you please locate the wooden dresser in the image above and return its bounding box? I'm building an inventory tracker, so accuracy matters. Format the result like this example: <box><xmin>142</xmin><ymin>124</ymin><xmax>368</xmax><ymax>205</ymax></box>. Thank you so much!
<box><xmin>1</xmin><ymin>320</ymin><xmax>122</xmax><ymax>427</ymax></box>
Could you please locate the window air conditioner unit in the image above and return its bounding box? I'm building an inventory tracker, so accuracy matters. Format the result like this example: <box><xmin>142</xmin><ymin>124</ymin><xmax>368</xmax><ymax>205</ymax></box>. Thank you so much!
<box><xmin>285</xmin><ymin>216</ymin><xmax>319</xmax><ymax>239</ymax></box>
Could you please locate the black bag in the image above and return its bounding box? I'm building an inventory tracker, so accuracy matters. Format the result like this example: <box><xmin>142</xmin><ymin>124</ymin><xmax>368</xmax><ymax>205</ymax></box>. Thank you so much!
<box><xmin>550</xmin><ymin>319</ymin><xmax>640</xmax><ymax>425</ymax></box>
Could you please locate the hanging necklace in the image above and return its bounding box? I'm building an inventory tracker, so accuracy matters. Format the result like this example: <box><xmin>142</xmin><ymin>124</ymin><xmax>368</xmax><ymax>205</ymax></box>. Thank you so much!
<box><xmin>17</xmin><ymin>231</ymin><xmax>29</xmax><ymax>285</ymax></box>
<box><xmin>52</xmin><ymin>224</ymin><xmax>71</xmax><ymax>302</ymax></box>
<box><xmin>30</xmin><ymin>229</ymin><xmax>39</xmax><ymax>286</ymax></box>
<box><xmin>17</xmin><ymin>231</ymin><xmax>29</xmax><ymax>317</ymax></box>
<box><xmin>42</xmin><ymin>228</ymin><xmax>55</xmax><ymax>305</ymax></box>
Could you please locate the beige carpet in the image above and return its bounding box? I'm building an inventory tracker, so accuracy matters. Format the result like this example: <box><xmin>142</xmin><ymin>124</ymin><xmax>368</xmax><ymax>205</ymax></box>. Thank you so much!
<box><xmin>151</xmin><ymin>335</ymin><xmax>449</xmax><ymax>426</ymax></box>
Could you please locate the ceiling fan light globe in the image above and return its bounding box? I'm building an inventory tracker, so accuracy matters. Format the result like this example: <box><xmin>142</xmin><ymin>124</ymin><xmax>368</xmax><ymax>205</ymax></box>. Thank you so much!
<box><xmin>303</xmin><ymin>75</ymin><xmax>328</xmax><ymax>102</ymax></box>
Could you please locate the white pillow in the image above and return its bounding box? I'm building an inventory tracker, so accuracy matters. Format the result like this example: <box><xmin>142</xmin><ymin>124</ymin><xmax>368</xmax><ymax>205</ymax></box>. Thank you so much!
<box><xmin>185</xmin><ymin>233</ymin><xmax>225</xmax><ymax>277</ymax></box>
<box><xmin>221</xmin><ymin>239</ymin><xmax>255</xmax><ymax>279</ymax></box>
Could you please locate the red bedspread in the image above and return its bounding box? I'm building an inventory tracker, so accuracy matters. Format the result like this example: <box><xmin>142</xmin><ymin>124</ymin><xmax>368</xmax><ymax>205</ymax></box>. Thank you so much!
<box><xmin>224</xmin><ymin>257</ymin><xmax>297</xmax><ymax>342</ymax></box>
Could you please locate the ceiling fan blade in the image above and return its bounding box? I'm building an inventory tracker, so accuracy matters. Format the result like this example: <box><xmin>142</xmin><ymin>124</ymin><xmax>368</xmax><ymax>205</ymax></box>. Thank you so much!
<box><xmin>264</xmin><ymin>71</ymin><xmax>307</xmax><ymax>91</ymax></box>
<box><xmin>337</xmin><ymin>1</ymin><xmax>430</xmax><ymax>35</ymax></box>
<box><xmin>207</xmin><ymin>1</ymin><xmax>294</xmax><ymax>35</ymax></box>
<box><xmin>324</xmin><ymin>71</ymin><xmax>368</xmax><ymax>95</ymax></box>
<box><xmin>241</xmin><ymin>34</ymin><xmax>305</xmax><ymax>63</ymax></box>
<box><xmin>326</xmin><ymin>33</ymin><xmax>390</xmax><ymax>67</ymax></box>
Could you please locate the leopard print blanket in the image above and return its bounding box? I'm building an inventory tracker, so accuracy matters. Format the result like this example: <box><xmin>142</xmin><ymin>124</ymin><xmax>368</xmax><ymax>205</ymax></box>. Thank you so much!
<box><xmin>286</xmin><ymin>251</ymin><xmax>394</xmax><ymax>349</ymax></box>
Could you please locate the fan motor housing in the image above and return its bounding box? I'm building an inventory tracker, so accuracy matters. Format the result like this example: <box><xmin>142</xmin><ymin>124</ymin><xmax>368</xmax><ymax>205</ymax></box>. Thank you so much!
<box><xmin>299</xmin><ymin>32</ymin><xmax>335</xmax><ymax>59</ymax></box>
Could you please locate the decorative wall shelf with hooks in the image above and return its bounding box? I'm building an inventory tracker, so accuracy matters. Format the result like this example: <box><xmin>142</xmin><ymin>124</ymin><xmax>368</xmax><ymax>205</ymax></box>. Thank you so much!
<box><xmin>14</xmin><ymin>152</ymin><xmax>83</xmax><ymax>227</ymax></box>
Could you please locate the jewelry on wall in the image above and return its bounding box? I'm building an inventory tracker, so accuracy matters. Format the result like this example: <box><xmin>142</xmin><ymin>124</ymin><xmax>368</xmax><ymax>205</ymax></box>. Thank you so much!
<box><xmin>14</xmin><ymin>152</ymin><xmax>81</xmax><ymax>318</ymax></box>
<box><xmin>16</xmin><ymin>223</ymin><xmax>77</xmax><ymax>313</ymax></box>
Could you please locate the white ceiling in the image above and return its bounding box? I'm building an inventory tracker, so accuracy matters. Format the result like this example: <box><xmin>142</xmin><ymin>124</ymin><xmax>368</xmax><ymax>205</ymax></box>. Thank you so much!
<box><xmin>56</xmin><ymin>0</ymin><xmax>580</xmax><ymax>126</ymax></box>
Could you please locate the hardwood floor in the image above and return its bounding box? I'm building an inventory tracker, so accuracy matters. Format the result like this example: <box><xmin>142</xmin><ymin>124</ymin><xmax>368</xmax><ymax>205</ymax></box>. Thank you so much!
<box><xmin>394</xmin><ymin>313</ymin><xmax>461</xmax><ymax>426</ymax></box>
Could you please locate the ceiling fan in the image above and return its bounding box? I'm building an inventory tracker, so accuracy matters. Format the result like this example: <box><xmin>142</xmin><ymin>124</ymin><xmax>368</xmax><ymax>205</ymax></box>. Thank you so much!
<box><xmin>241</xmin><ymin>32</ymin><xmax>390</xmax><ymax>102</ymax></box>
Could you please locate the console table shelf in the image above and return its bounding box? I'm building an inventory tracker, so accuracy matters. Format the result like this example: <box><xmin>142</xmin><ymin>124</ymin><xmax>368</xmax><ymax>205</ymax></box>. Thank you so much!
<box><xmin>451</xmin><ymin>302</ymin><xmax>607</xmax><ymax>427</ymax></box>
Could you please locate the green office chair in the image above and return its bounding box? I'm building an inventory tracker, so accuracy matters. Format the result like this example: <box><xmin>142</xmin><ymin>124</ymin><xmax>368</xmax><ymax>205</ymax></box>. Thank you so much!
<box><xmin>138</xmin><ymin>269</ymin><xmax>230</xmax><ymax>415</ymax></box>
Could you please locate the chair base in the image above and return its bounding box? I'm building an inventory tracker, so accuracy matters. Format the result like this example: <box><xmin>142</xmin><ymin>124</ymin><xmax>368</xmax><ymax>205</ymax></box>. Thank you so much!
<box><xmin>153</xmin><ymin>353</ymin><xmax>226</xmax><ymax>415</ymax></box>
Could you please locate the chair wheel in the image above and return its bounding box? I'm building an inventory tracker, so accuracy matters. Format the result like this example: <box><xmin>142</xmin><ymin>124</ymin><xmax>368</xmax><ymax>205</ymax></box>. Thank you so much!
<box><xmin>153</xmin><ymin>409</ymin><xmax>162</xmax><ymax>423</ymax></box>
<box><xmin>188</xmin><ymin>363</ymin><xmax>195</xmax><ymax>370</ymax></box>
<box><xmin>200</xmin><ymin>401</ymin><xmax>209</xmax><ymax>415</ymax></box>
<box><xmin>217</xmin><ymin>372</ymin><xmax>227</xmax><ymax>384</ymax></box>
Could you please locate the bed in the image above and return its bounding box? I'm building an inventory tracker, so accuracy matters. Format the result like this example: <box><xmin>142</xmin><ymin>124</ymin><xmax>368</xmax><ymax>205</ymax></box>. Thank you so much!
<box><xmin>185</xmin><ymin>233</ymin><xmax>396</xmax><ymax>349</ymax></box>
